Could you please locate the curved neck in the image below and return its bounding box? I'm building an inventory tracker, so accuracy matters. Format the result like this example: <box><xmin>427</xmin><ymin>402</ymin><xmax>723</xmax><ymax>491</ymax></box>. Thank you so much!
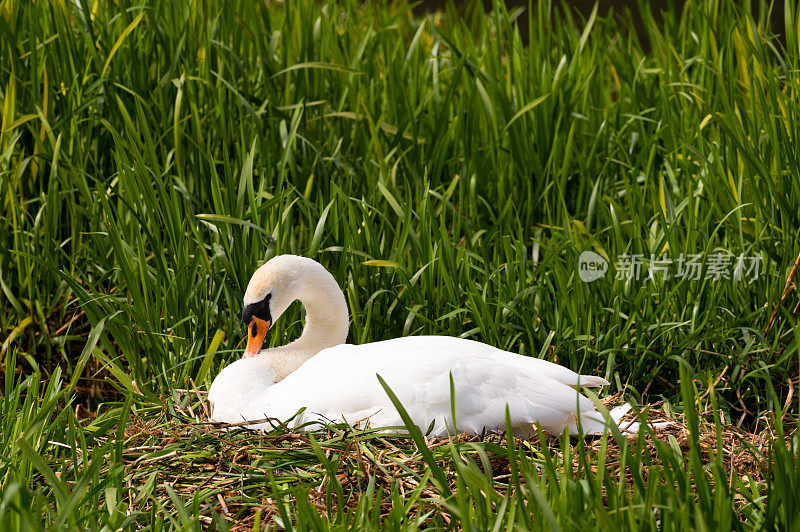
<box><xmin>260</xmin><ymin>268</ymin><xmax>349</xmax><ymax>381</ymax></box>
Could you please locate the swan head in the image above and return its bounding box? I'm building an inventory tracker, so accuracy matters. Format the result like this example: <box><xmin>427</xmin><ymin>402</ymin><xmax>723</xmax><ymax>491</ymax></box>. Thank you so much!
<box><xmin>240</xmin><ymin>255</ymin><xmax>349</xmax><ymax>357</ymax></box>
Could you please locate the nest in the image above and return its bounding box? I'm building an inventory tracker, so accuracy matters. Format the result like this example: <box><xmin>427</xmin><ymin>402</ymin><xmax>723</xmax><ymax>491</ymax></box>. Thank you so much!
<box><xmin>111</xmin><ymin>388</ymin><xmax>786</xmax><ymax>529</ymax></box>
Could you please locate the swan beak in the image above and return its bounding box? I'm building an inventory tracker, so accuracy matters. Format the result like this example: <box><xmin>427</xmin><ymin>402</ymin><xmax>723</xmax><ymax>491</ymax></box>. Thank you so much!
<box><xmin>244</xmin><ymin>317</ymin><xmax>270</xmax><ymax>358</ymax></box>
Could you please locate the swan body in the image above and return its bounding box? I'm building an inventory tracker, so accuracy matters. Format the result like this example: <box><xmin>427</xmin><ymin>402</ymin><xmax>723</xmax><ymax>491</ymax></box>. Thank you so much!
<box><xmin>209</xmin><ymin>255</ymin><xmax>643</xmax><ymax>436</ymax></box>
<box><xmin>210</xmin><ymin>336</ymin><xmax>637</xmax><ymax>435</ymax></box>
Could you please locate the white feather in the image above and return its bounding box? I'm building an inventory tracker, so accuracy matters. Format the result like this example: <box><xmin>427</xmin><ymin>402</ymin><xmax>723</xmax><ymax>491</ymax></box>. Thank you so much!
<box><xmin>210</xmin><ymin>335</ymin><xmax>644</xmax><ymax>436</ymax></box>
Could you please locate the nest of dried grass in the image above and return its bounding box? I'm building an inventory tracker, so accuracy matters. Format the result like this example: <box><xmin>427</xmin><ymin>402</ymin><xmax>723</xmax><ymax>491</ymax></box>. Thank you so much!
<box><xmin>113</xmin><ymin>388</ymin><xmax>786</xmax><ymax>529</ymax></box>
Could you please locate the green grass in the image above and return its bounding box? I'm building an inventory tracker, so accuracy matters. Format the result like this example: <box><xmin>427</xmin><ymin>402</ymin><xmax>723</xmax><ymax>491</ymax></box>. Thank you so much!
<box><xmin>2</xmin><ymin>0</ymin><xmax>800</xmax><ymax>528</ymax></box>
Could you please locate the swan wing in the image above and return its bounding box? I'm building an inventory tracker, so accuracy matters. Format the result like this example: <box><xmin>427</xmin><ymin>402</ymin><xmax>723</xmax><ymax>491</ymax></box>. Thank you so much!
<box><xmin>363</xmin><ymin>336</ymin><xmax>610</xmax><ymax>388</ymax></box>
<box><xmin>248</xmin><ymin>336</ymin><xmax>616</xmax><ymax>435</ymax></box>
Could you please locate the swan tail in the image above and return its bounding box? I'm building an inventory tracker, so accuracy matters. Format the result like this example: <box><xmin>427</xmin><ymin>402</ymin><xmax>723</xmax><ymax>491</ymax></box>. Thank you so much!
<box><xmin>575</xmin><ymin>375</ymin><xmax>610</xmax><ymax>388</ymax></box>
<box><xmin>574</xmin><ymin>403</ymin><xmax>672</xmax><ymax>436</ymax></box>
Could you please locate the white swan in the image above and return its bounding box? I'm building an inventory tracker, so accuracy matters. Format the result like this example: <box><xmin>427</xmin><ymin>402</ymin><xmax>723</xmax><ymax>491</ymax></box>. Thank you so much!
<box><xmin>208</xmin><ymin>255</ymin><xmax>642</xmax><ymax>436</ymax></box>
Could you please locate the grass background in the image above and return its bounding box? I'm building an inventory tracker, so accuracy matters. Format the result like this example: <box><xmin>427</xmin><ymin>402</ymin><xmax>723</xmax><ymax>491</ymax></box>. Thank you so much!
<box><xmin>2</xmin><ymin>0</ymin><xmax>800</xmax><ymax>528</ymax></box>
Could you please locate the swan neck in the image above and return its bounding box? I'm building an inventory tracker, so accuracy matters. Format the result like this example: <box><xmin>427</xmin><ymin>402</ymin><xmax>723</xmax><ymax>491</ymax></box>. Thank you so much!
<box><xmin>263</xmin><ymin>267</ymin><xmax>349</xmax><ymax>380</ymax></box>
<box><xmin>293</xmin><ymin>290</ymin><xmax>349</xmax><ymax>351</ymax></box>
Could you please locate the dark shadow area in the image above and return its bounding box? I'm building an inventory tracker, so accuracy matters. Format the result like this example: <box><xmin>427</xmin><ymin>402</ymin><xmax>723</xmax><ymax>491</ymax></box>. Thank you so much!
<box><xmin>412</xmin><ymin>0</ymin><xmax>786</xmax><ymax>50</ymax></box>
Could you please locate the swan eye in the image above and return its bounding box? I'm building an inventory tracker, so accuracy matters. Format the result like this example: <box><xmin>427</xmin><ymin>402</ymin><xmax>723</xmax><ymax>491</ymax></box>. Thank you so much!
<box><xmin>242</xmin><ymin>293</ymin><xmax>273</xmax><ymax>326</ymax></box>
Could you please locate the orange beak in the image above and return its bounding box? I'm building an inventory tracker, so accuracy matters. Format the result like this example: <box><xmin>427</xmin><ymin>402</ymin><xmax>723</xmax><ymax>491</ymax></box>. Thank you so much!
<box><xmin>244</xmin><ymin>316</ymin><xmax>270</xmax><ymax>358</ymax></box>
